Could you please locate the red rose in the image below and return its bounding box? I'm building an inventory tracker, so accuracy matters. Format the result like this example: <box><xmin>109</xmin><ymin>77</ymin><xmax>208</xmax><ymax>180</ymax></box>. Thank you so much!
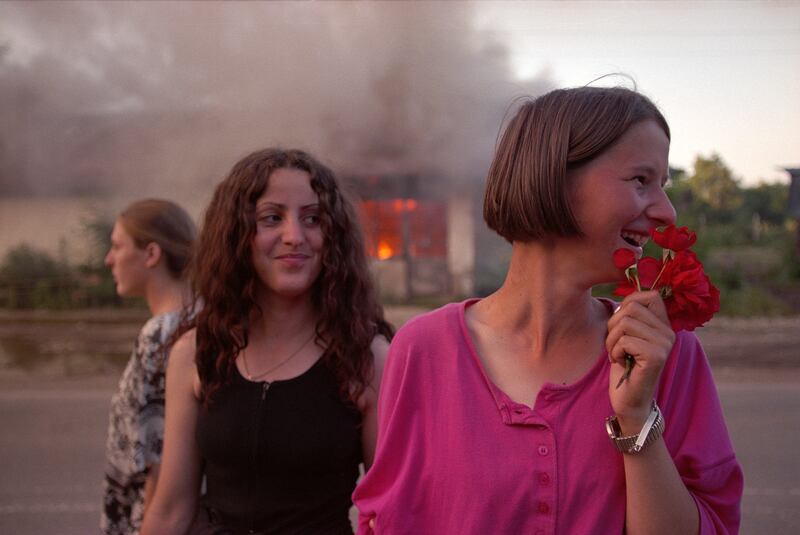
<box><xmin>651</xmin><ymin>225</ymin><xmax>697</xmax><ymax>252</ymax></box>
<box><xmin>612</xmin><ymin>248</ymin><xmax>636</xmax><ymax>269</ymax></box>
<box><xmin>657</xmin><ymin>250</ymin><xmax>720</xmax><ymax>331</ymax></box>
<box><xmin>612</xmin><ymin>245</ymin><xmax>719</xmax><ymax>332</ymax></box>
<box><xmin>613</xmin><ymin>257</ymin><xmax>662</xmax><ymax>298</ymax></box>
<box><xmin>611</xmin><ymin>224</ymin><xmax>717</xmax><ymax>388</ymax></box>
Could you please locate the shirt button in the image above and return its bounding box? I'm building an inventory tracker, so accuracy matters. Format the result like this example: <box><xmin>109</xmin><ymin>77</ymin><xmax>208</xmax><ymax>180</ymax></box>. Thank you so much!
<box><xmin>538</xmin><ymin>445</ymin><xmax>549</xmax><ymax>456</ymax></box>
<box><xmin>539</xmin><ymin>472</ymin><xmax>551</xmax><ymax>485</ymax></box>
<box><xmin>538</xmin><ymin>501</ymin><xmax>550</xmax><ymax>514</ymax></box>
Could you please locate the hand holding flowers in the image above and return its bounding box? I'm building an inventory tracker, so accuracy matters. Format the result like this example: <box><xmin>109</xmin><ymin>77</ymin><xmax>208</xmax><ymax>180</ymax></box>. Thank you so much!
<box><xmin>611</xmin><ymin>225</ymin><xmax>720</xmax><ymax>388</ymax></box>
<box><xmin>606</xmin><ymin>291</ymin><xmax>675</xmax><ymax>424</ymax></box>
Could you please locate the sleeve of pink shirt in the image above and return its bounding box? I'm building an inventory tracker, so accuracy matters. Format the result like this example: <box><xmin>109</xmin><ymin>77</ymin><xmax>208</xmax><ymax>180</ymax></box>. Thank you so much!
<box><xmin>657</xmin><ymin>331</ymin><xmax>744</xmax><ymax>535</ymax></box>
<box><xmin>352</xmin><ymin>314</ymin><xmax>425</xmax><ymax>534</ymax></box>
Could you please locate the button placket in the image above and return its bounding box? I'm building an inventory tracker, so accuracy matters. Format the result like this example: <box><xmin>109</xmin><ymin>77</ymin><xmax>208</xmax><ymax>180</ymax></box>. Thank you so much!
<box><xmin>532</xmin><ymin>435</ymin><xmax>556</xmax><ymax>535</ymax></box>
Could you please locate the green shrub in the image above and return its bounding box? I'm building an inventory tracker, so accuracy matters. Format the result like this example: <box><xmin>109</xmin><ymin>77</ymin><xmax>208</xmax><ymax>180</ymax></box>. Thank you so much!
<box><xmin>705</xmin><ymin>246</ymin><xmax>784</xmax><ymax>284</ymax></box>
<box><xmin>0</xmin><ymin>245</ymin><xmax>77</xmax><ymax>309</ymax></box>
<box><xmin>719</xmin><ymin>284</ymin><xmax>794</xmax><ymax>317</ymax></box>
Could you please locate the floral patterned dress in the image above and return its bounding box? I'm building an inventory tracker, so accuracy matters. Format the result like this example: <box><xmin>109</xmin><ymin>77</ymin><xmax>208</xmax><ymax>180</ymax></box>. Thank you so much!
<box><xmin>101</xmin><ymin>311</ymin><xmax>182</xmax><ymax>535</ymax></box>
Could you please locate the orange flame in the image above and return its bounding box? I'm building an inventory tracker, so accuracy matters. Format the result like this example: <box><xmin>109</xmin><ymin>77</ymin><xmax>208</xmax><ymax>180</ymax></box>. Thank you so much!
<box><xmin>377</xmin><ymin>241</ymin><xmax>394</xmax><ymax>260</ymax></box>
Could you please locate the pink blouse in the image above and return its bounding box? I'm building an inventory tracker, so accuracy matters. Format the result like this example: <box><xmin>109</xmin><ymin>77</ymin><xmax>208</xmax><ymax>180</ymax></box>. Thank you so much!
<box><xmin>353</xmin><ymin>299</ymin><xmax>742</xmax><ymax>534</ymax></box>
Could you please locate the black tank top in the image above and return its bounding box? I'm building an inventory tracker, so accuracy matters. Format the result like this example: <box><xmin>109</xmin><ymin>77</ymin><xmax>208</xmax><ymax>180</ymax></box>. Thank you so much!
<box><xmin>196</xmin><ymin>357</ymin><xmax>362</xmax><ymax>534</ymax></box>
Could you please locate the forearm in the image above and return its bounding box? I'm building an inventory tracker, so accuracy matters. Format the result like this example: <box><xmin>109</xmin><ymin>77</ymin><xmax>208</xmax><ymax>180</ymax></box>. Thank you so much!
<box><xmin>623</xmin><ymin>438</ymin><xmax>699</xmax><ymax>535</ymax></box>
<box><xmin>141</xmin><ymin>331</ymin><xmax>202</xmax><ymax>535</ymax></box>
<box><xmin>140</xmin><ymin>500</ymin><xmax>196</xmax><ymax>535</ymax></box>
<box><xmin>142</xmin><ymin>463</ymin><xmax>160</xmax><ymax>516</ymax></box>
<box><xmin>139</xmin><ymin>464</ymin><xmax>200</xmax><ymax>535</ymax></box>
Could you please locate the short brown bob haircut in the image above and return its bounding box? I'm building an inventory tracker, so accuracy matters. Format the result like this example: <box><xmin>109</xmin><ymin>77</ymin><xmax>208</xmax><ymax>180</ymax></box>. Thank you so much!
<box><xmin>483</xmin><ymin>86</ymin><xmax>670</xmax><ymax>243</ymax></box>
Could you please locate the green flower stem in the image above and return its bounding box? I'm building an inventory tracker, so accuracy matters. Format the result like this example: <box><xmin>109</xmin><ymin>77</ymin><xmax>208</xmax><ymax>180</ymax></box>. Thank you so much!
<box><xmin>649</xmin><ymin>253</ymin><xmax>672</xmax><ymax>290</ymax></box>
<box><xmin>617</xmin><ymin>263</ymin><xmax>641</xmax><ymax>389</ymax></box>
<box><xmin>615</xmin><ymin>355</ymin><xmax>635</xmax><ymax>389</ymax></box>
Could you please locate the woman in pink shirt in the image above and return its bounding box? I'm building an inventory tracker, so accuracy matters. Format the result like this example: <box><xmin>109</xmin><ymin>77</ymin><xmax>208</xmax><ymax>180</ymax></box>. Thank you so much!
<box><xmin>353</xmin><ymin>86</ymin><xmax>743</xmax><ymax>534</ymax></box>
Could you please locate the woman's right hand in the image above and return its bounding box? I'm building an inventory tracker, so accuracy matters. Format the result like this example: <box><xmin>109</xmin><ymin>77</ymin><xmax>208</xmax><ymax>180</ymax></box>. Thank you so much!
<box><xmin>605</xmin><ymin>291</ymin><xmax>675</xmax><ymax>434</ymax></box>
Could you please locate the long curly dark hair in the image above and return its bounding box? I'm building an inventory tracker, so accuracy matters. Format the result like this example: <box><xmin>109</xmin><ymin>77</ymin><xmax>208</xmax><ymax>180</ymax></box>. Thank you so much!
<box><xmin>187</xmin><ymin>148</ymin><xmax>393</xmax><ymax>406</ymax></box>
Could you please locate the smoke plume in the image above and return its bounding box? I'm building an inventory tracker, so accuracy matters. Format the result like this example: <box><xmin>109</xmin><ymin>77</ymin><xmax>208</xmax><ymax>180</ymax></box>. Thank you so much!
<box><xmin>0</xmin><ymin>1</ymin><xmax>551</xmax><ymax>200</ymax></box>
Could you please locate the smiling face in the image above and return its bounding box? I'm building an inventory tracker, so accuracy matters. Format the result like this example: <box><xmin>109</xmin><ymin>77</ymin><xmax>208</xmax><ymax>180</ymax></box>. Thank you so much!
<box><xmin>250</xmin><ymin>167</ymin><xmax>324</xmax><ymax>302</ymax></box>
<box><xmin>104</xmin><ymin>220</ymin><xmax>150</xmax><ymax>297</ymax></box>
<box><xmin>568</xmin><ymin>119</ymin><xmax>676</xmax><ymax>284</ymax></box>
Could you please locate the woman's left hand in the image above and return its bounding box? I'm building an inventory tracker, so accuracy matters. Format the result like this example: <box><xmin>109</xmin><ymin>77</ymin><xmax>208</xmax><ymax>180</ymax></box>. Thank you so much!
<box><xmin>606</xmin><ymin>291</ymin><xmax>675</xmax><ymax>433</ymax></box>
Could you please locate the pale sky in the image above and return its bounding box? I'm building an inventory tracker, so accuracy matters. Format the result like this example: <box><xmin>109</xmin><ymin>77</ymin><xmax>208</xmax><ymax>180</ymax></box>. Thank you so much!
<box><xmin>476</xmin><ymin>0</ymin><xmax>800</xmax><ymax>185</ymax></box>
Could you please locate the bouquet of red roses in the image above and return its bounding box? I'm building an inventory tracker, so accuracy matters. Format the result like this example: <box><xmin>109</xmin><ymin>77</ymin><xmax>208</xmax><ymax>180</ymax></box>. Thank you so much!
<box><xmin>612</xmin><ymin>224</ymin><xmax>720</xmax><ymax>387</ymax></box>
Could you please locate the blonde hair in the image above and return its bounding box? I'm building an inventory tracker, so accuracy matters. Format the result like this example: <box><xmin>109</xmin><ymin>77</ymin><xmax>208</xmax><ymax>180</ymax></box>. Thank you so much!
<box><xmin>119</xmin><ymin>199</ymin><xmax>197</xmax><ymax>278</ymax></box>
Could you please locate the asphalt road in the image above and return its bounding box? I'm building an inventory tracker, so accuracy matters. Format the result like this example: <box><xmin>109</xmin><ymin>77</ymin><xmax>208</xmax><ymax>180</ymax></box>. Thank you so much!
<box><xmin>0</xmin><ymin>375</ymin><xmax>114</xmax><ymax>535</ymax></box>
<box><xmin>716</xmin><ymin>370</ymin><xmax>800</xmax><ymax>534</ymax></box>
<box><xmin>1</xmin><ymin>369</ymin><xmax>798</xmax><ymax>535</ymax></box>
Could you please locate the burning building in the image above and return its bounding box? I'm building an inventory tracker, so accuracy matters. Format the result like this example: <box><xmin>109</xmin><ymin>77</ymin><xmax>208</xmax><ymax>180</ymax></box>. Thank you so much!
<box><xmin>349</xmin><ymin>174</ymin><xmax>477</xmax><ymax>301</ymax></box>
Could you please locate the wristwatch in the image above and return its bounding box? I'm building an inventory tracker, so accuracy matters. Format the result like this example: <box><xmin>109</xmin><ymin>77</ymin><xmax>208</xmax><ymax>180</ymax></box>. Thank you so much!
<box><xmin>605</xmin><ymin>401</ymin><xmax>665</xmax><ymax>454</ymax></box>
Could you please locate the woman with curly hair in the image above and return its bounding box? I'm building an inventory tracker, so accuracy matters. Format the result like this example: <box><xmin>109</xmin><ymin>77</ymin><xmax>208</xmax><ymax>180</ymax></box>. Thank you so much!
<box><xmin>141</xmin><ymin>148</ymin><xmax>393</xmax><ymax>535</ymax></box>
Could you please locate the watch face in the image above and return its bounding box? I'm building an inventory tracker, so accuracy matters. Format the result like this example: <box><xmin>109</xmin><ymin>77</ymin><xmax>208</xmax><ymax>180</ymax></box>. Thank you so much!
<box><xmin>605</xmin><ymin>416</ymin><xmax>627</xmax><ymax>452</ymax></box>
<box><xmin>605</xmin><ymin>416</ymin><xmax>620</xmax><ymax>438</ymax></box>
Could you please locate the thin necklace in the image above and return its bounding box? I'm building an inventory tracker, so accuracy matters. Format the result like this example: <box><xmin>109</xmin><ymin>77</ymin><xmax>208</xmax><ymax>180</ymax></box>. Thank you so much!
<box><xmin>242</xmin><ymin>332</ymin><xmax>316</xmax><ymax>381</ymax></box>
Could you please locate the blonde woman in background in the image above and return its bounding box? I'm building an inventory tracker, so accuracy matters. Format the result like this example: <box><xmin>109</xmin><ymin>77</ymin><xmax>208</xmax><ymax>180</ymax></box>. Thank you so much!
<box><xmin>101</xmin><ymin>199</ymin><xmax>196</xmax><ymax>535</ymax></box>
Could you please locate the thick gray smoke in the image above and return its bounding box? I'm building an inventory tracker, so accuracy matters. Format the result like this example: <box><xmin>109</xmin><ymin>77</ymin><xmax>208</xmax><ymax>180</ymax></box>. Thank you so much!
<box><xmin>0</xmin><ymin>1</ymin><xmax>551</xmax><ymax>199</ymax></box>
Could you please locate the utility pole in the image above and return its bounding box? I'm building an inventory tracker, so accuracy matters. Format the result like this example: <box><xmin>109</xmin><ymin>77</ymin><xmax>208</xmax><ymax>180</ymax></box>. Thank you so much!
<box><xmin>786</xmin><ymin>168</ymin><xmax>800</xmax><ymax>257</ymax></box>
